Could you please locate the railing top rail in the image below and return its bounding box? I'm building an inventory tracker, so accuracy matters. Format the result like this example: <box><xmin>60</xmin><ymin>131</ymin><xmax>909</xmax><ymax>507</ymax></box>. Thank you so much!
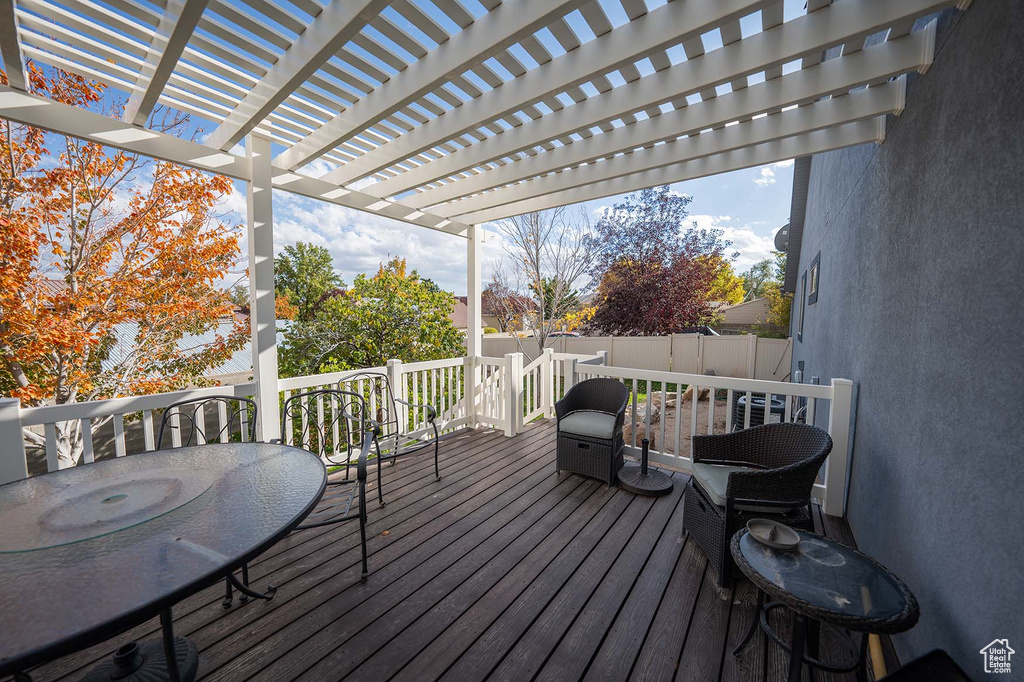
<box><xmin>19</xmin><ymin>383</ymin><xmax>258</xmax><ymax>426</ymax></box>
<box><xmin>575</xmin><ymin>363</ymin><xmax>836</xmax><ymax>399</ymax></box>
<box><xmin>399</xmin><ymin>357</ymin><xmax>466</xmax><ymax>372</ymax></box>
<box><xmin>551</xmin><ymin>352</ymin><xmax>603</xmax><ymax>362</ymax></box>
<box><xmin>277</xmin><ymin>366</ymin><xmax>388</xmax><ymax>391</ymax></box>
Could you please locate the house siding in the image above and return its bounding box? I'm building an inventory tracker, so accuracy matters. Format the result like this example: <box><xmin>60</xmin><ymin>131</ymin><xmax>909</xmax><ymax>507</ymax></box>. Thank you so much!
<box><xmin>791</xmin><ymin>2</ymin><xmax>1024</xmax><ymax>674</ymax></box>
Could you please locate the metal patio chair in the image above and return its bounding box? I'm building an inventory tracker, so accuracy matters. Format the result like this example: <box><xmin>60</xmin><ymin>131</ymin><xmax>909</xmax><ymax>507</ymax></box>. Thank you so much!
<box><xmin>337</xmin><ymin>371</ymin><xmax>440</xmax><ymax>506</ymax></box>
<box><xmin>683</xmin><ymin>422</ymin><xmax>833</xmax><ymax>587</ymax></box>
<box><xmin>157</xmin><ymin>395</ymin><xmax>269</xmax><ymax>608</ymax></box>
<box><xmin>281</xmin><ymin>388</ymin><xmax>375</xmax><ymax>580</ymax></box>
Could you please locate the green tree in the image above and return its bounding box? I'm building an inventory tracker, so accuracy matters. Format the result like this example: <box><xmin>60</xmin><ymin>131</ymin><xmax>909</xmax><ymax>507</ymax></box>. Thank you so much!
<box><xmin>529</xmin><ymin>277</ymin><xmax>580</xmax><ymax>320</ymax></box>
<box><xmin>741</xmin><ymin>258</ymin><xmax>774</xmax><ymax>300</ymax></box>
<box><xmin>274</xmin><ymin>243</ymin><xmax>344</xmax><ymax>322</ymax></box>
<box><xmin>751</xmin><ymin>250</ymin><xmax>791</xmax><ymax>338</ymax></box>
<box><xmin>279</xmin><ymin>257</ymin><xmax>463</xmax><ymax>377</ymax></box>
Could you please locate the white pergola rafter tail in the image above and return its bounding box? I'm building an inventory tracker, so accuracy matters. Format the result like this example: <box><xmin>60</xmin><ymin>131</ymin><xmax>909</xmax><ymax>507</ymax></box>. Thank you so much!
<box><xmin>205</xmin><ymin>0</ymin><xmax>390</xmax><ymax>151</ymax></box>
<box><xmin>327</xmin><ymin>0</ymin><xmax>777</xmax><ymax>190</ymax></box>
<box><xmin>361</xmin><ymin>0</ymin><xmax>953</xmax><ymax>200</ymax></box>
<box><xmin>439</xmin><ymin>80</ymin><xmax>904</xmax><ymax>218</ymax></box>
<box><xmin>409</xmin><ymin>30</ymin><xmax>931</xmax><ymax>210</ymax></box>
<box><xmin>123</xmin><ymin>0</ymin><xmax>210</xmax><ymax>126</ymax></box>
<box><xmin>0</xmin><ymin>0</ymin><xmax>26</xmax><ymax>90</ymax></box>
<box><xmin>0</xmin><ymin>85</ymin><xmax>469</xmax><ymax>237</ymax></box>
<box><xmin>277</xmin><ymin>0</ymin><xmax>591</xmax><ymax>173</ymax></box>
<box><xmin>455</xmin><ymin>118</ymin><xmax>886</xmax><ymax>224</ymax></box>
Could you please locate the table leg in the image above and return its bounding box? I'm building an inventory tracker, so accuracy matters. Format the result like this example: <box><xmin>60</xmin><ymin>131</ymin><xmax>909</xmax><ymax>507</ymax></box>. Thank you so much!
<box><xmin>160</xmin><ymin>608</ymin><xmax>182</xmax><ymax>682</ymax></box>
<box><xmin>788</xmin><ymin>614</ymin><xmax>807</xmax><ymax>682</ymax></box>
<box><xmin>807</xmin><ymin>619</ymin><xmax>820</xmax><ymax>682</ymax></box>
<box><xmin>733</xmin><ymin>589</ymin><xmax>764</xmax><ymax>656</ymax></box>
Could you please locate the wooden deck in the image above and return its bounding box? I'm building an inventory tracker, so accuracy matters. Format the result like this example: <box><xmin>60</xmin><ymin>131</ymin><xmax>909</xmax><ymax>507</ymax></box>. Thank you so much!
<box><xmin>27</xmin><ymin>420</ymin><xmax>890</xmax><ymax>682</ymax></box>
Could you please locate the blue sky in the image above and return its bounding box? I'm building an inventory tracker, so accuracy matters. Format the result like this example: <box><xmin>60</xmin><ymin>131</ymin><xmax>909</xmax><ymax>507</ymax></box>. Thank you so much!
<box><xmin>217</xmin><ymin>160</ymin><xmax>795</xmax><ymax>295</ymax></box>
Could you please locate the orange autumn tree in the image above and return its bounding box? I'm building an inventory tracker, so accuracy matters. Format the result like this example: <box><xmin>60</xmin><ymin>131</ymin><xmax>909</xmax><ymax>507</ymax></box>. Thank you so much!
<box><xmin>0</xmin><ymin>66</ymin><xmax>246</xmax><ymax>467</ymax></box>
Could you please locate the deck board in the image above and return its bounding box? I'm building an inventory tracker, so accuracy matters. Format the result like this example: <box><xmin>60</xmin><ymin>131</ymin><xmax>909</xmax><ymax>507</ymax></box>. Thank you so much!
<box><xmin>26</xmin><ymin>420</ymin><xmax>873</xmax><ymax>682</ymax></box>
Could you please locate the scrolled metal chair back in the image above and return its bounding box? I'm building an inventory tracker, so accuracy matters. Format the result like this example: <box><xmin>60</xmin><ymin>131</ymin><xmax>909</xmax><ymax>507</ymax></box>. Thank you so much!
<box><xmin>336</xmin><ymin>371</ymin><xmax>400</xmax><ymax>437</ymax></box>
<box><xmin>281</xmin><ymin>388</ymin><xmax>372</xmax><ymax>469</ymax></box>
<box><xmin>157</xmin><ymin>396</ymin><xmax>257</xmax><ymax>450</ymax></box>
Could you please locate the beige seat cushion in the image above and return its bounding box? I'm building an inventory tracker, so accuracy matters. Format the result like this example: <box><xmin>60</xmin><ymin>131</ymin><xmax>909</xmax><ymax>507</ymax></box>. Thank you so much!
<box><xmin>691</xmin><ymin>462</ymin><xmax>799</xmax><ymax>514</ymax></box>
<box><xmin>559</xmin><ymin>411</ymin><xmax>616</xmax><ymax>440</ymax></box>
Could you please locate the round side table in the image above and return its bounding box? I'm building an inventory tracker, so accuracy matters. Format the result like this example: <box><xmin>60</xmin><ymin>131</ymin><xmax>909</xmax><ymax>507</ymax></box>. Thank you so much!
<box><xmin>730</xmin><ymin>528</ymin><xmax>919</xmax><ymax>682</ymax></box>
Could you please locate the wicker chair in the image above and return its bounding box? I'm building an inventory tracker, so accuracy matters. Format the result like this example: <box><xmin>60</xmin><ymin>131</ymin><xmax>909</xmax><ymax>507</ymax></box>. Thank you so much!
<box><xmin>281</xmin><ymin>389</ymin><xmax>376</xmax><ymax>580</ymax></box>
<box><xmin>554</xmin><ymin>378</ymin><xmax>629</xmax><ymax>484</ymax></box>
<box><xmin>338</xmin><ymin>371</ymin><xmax>440</xmax><ymax>506</ymax></box>
<box><xmin>683</xmin><ymin>422</ymin><xmax>833</xmax><ymax>587</ymax></box>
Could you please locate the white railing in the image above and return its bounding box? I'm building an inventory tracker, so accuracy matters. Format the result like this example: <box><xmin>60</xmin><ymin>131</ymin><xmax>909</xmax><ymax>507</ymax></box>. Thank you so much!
<box><xmin>0</xmin><ymin>352</ymin><xmax>854</xmax><ymax>516</ymax></box>
<box><xmin>572</xmin><ymin>363</ymin><xmax>853</xmax><ymax>516</ymax></box>
<box><xmin>1</xmin><ymin>383</ymin><xmax>257</xmax><ymax>479</ymax></box>
<box><xmin>277</xmin><ymin>357</ymin><xmax>470</xmax><ymax>444</ymax></box>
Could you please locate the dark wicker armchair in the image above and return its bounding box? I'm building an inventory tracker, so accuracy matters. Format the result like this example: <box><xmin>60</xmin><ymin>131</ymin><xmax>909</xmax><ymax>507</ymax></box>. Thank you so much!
<box><xmin>554</xmin><ymin>378</ymin><xmax>629</xmax><ymax>484</ymax></box>
<box><xmin>338</xmin><ymin>371</ymin><xmax>440</xmax><ymax>506</ymax></box>
<box><xmin>683</xmin><ymin>422</ymin><xmax>833</xmax><ymax>587</ymax></box>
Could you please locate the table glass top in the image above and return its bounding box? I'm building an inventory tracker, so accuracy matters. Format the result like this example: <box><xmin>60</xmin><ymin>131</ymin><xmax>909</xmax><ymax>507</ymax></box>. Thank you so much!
<box><xmin>737</xmin><ymin>530</ymin><xmax>909</xmax><ymax>622</ymax></box>
<box><xmin>0</xmin><ymin>443</ymin><xmax>325</xmax><ymax>672</ymax></box>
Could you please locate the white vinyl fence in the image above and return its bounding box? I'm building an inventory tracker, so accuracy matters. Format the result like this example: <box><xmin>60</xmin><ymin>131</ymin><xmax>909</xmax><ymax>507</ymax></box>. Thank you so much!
<box><xmin>482</xmin><ymin>334</ymin><xmax>792</xmax><ymax>381</ymax></box>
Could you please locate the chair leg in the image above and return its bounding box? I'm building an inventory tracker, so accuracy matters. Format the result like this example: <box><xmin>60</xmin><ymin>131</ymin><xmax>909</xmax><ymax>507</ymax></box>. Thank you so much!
<box><xmin>432</xmin><ymin>423</ymin><xmax>441</xmax><ymax>481</ymax></box>
<box><xmin>375</xmin><ymin>440</ymin><xmax>385</xmax><ymax>507</ymax></box>
<box><xmin>358</xmin><ymin>483</ymin><xmax>369</xmax><ymax>581</ymax></box>
<box><xmin>222</xmin><ymin>576</ymin><xmax>233</xmax><ymax>609</ymax></box>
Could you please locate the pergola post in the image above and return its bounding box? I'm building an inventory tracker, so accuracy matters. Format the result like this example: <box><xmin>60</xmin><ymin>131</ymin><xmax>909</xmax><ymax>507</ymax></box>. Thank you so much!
<box><xmin>466</xmin><ymin>224</ymin><xmax>483</xmax><ymax>426</ymax></box>
<box><xmin>246</xmin><ymin>134</ymin><xmax>281</xmax><ymax>442</ymax></box>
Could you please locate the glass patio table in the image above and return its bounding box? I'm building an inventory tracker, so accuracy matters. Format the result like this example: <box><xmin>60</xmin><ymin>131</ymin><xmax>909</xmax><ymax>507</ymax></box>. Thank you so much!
<box><xmin>0</xmin><ymin>442</ymin><xmax>326</xmax><ymax>682</ymax></box>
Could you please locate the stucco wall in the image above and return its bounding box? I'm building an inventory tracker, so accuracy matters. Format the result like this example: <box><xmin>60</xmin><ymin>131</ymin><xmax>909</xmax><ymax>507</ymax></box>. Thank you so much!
<box><xmin>790</xmin><ymin>2</ymin><xmax>1024</xmax><ymax>673</ymax></box>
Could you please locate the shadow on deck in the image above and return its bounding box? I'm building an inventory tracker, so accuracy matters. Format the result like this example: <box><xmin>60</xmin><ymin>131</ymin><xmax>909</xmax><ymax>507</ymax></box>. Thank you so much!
<box><xmin>26</xmin><ymin>420</ymin><xmax>892</xmax><ymax>682</ymax></box>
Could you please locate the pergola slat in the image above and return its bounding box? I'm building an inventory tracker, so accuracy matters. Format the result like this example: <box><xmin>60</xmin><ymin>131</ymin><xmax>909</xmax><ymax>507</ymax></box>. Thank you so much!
<box><xmin>454</xmin><ymin>118</ymin><xmax>886</xmax><ymax>224</ymax></box>
<box><xmin>0</xmin><ymin>0</ymin><xmax>27</xmax><ymax>90</ymax></box>
<box><xmin>334</xmin><ymin>0</ymin><xmax>775</xmax><ymax>194</ymax></box>
<box><xmin>408</xmin><ymin>32</ymin><xmax>929</xmax><ymax>210</ymax></box>
<box><xmin>206</xmin><ymin>0</ymin><xmax>389</xmax><ymax>151</ymax></box>
<box><xmin>276</xmin><ymin>0</ymin><xmax>590</xmax><ymax>173</ymax></box>
<box><xmin>360</xmin><ymin>0</ymin><xmax>951</xmax><ymax>201</ymax></box>
<box><xmin>438</xmin><ymin>81</ymin><xmax>904</xmax><ymax>218</ymax></box>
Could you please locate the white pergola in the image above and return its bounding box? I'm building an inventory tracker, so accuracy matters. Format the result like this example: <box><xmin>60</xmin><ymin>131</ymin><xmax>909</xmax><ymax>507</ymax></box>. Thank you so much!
<box><xmin>0</xmin><ymin>0</ymin><xmax>967</xmax><ymax>437</ymax></box>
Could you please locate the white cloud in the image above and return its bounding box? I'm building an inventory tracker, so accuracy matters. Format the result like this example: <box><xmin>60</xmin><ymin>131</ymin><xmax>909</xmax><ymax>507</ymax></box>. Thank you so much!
<box><xmin>754</xmin><ymin>166</ymin><xmax>777</xmax><ymax>187</ymax></box>
<box><xmin>753</xmin><ymin>159</ymin><xmax>795</xmax><ymax>187</ymax></box>
<box><xmin>689</xmin><ymin>214</ymin><xmax>778</xmax><ymax>270</ymax></box>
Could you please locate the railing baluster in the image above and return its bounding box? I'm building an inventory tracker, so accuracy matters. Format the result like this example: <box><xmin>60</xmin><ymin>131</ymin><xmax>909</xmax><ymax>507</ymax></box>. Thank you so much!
<box><xmin>660</xmin><ymin>383</ymin><xmax>667</xmax><ymax>450</ymax></box>
<box><xmin>674</xmin><ymin>384</ymin><xmax>682</xmax><ymax>458</ymax></box>
<box><xmin>283</xmin><ymin>390</ymin><xmax>292</xmax><ymax>445</ymax></box>
<box><xmin>143</xmin><ymin>410</ymin><xmax>155</xmax><ymax>451</ymax></box>
<box><xmin>690</xmin><ymin>387</ymin><xmax>699</xmax><ymax>448</ymax></box>
<box><xmin>240</xmin><ymin>401</ymin><xmax>250</xmax><ymax>442</ymax></box>
<box><xmin>630</xmin><ymin>381</ymin><xmax>638</xmax><ymax>448</ymax></box>
<box><xmin>744</xmin><ymin>390</ymin><xmax>752</xmax><ymax>429</ymax></box>
<box><xmin>217</xmin><ymin>400</ymin><xmax>228</xmax><ymax>443</ymax></box>
<box><xmin>316</xmin><ymin>392</ymin><xmax>325</xmax><ymax>454</ymax></box>
<box><xmin>300</xmin><ymin>394</ymin><xmax>310</xmax><ymax>451</ymax></box>
<box><xmin>113</xmin><ymin>414</ymin><xmax>126</xmax><ymax>457</ymax></box>
<box><xmin>44</xmin><ymin>422</ymin><xmax>59</xmax><ymax>471</ymax></box>
<box><xmin>169</xmin><ymin>407</ymin><xmax>181</xmax><ymax>448</ymax></box>
<box><xmin>644</xmin><ymin>381</ymin><xmax>652</xmax><ymax>447</ymax></box>
<box><xmin>80</xmin><ymin>418</ymin><xmax>95</xmax><ymax>463</ymax></box>
<box><xmin>726</xmin><ymin>389</ymin><xmax>734</xmax><ymax>433</ymax></box>
<box><xmin>707</xmin><ymin>388</ymin><xmax>715</xmax><ymax>435</ymax></box>
<box><xmin>194</xmin><ymin>404</ymin><xmax>206</xmax><ymax>445</ymax></box>
<box><xmin>784</xmin><ymin>393</ymin><xmax>793</xmax><ymax>424</ymax></box>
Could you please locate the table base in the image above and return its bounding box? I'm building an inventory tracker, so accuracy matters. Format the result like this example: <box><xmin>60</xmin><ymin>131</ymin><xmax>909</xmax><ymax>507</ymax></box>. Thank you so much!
<box><xmin>82</xmin><ymin>609</ymin><xmax>197</xmax><ymax>682</ymax></box>
<box><xmin>734</xmin><ymin>594</ymin><xmax>868</xmax><ymax>682</ymax></box>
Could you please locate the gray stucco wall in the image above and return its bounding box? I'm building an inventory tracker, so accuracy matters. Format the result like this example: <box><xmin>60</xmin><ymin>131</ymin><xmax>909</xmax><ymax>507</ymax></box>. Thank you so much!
<box><xmin>790</xmin><ymin>1</ymin><xmax>1024</xmax><ymax>673</ymax></box>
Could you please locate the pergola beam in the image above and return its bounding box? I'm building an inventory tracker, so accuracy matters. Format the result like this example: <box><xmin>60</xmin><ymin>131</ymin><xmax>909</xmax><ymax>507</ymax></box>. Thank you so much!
<box><xmin>411</xmin><ymin>31</ymin><xmax>930</xmax><ymax>210</ymax></box>
<box><xmin>442</xmin><ymin>82</ymin><xmax>903</xmax><ymax>218</ymax></box>
<box><xmin>0</xmin><ymin>85</ymin><xmax>469</xmax><ymax>236</ymax></box>
<box><xmin>327</xmin><ymin>0</ymin><xmax>776</xmax><ymax>190</ymax></box>
<box><xmin>205</xmin><ymin>0</ymin><xmax>390</xmax><ymax>151</ymax></box>
<box><xmin>362</xmin><ymin>0</ymin><xmax>954</xmax><ymax>199</ymax></box>
<box><xmin>276</xmin><ymin>0</ymin><xmax>590</xmax><ymax>172</ymax></box>
<box><xmin>123</xmin><ymin>0</ymin><xmax>210</xmax><ymax>126</ymax></box>
<box><xmin>0</xmin><ymin>0</ymin><xmax>26</xmax><ymax>90</ymax></box>
<box><xmin>455</xmin><ymin>118</ymin><xmax>886</xmax><ymax>224</ymax></box>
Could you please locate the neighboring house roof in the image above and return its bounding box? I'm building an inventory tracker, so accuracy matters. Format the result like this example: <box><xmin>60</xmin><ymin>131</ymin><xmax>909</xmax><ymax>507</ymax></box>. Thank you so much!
<box><xmin>449</xmin><ymin>298</ymin><xmax>486</xmax><ymax>330</ymax></box>
<box><xmin>719</xmin><ymin>298</ymin><xmax>772</xmax><ymax>325</ymax></box>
